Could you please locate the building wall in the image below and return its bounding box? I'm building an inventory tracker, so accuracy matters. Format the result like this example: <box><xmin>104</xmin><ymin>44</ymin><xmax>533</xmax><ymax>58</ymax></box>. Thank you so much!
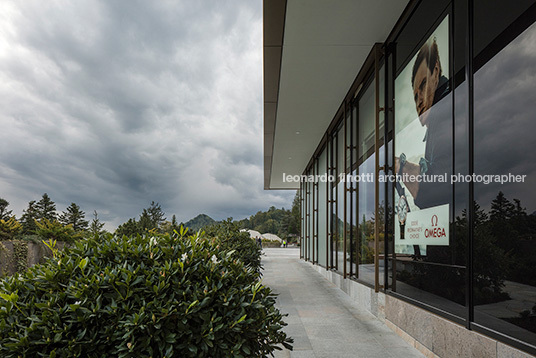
<box><xmin>298</xmin><ymin>0</ymin><xmax>536</xmax><ymax>356</ymax></box>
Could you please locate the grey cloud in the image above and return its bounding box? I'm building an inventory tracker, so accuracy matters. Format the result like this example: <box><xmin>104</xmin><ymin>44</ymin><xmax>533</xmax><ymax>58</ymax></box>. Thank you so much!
<box><xmin>0</xmin><ymin>0</ymin><xmax>294</xmax><ymax>229</ymax></box>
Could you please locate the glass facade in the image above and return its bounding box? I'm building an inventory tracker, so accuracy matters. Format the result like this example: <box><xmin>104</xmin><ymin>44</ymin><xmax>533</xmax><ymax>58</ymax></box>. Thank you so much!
<box><xmin>298</xmin><ymin>0</ymin><xmax>536</xmax><ymax>354</ymax></box>
<box><xmin>473</xmin><ymin>2</ymin><xmax>536</xmax><ymax>344</ymax></box>
<box><xmin>357</xmin><ymin>80</ymin><xmax>376</xmax><ymax>285</ymax></box>
<box><xmin>318</xmin><ymin>148</ymin><xmax>328</xmax><ymax>267</ymax></box>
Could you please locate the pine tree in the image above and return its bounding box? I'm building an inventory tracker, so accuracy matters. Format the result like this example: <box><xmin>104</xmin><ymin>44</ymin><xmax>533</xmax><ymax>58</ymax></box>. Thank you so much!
<box><xmin>490</xmin><ymin>191</ymin><xmax>515</xmax><ymax>221</ymax></box>
<box><xmin>489</xmin><ymin>191</ymin><xmax>518</xmax><ymax>252</ymax></box>
<box><xmin>136</xmin><ymin>201</ymin><xmax>166</xmax><ymax>232</ymax></box>
<box><xmin>35</xmin><ymin>193</ymin><xmax>57</xmax><ymax>222</ymax></box>
<box><xmin>59</xmin><ymin>203</ymin><xmax>89</xmax><ymax>232</ymax></box>
<box><xmin>115</xmin><ymin>218</ymin><xmax>140</xmax><ymax>237</ymax></box>
<box><xmin>139</xmin><ymin>211</ymin><xmax>154</xmax><ymax>232</ymax></box>
<box><xmin>279</xmin><ymin>213</ymin><xmax>290</xmax><ymax>237</ymax></box>
<box><xmin>171</xmin><ymin>214</ymin><xmax>180</xmax><ymax>233</ymax></box>
<box><xmin>20</xmin><ymin>200</ymin><xmax>39</xmax><ymax>234</ymax></box>
<box><xmin>89</xmin><ymin>211</ymin><xmax>105</xmax><ymax>237</ymax></box>
<box><xmin>511</xmin><ymin>198</ymin><xmax>527</xmax><ymax>219</ymax></box>
<box><xmin>288</xmin><ymin>191</ymin><xmax>301</xmax><ymax>235</ymax></box>
<box><xmin>145</xmin><ymin>201</ymin><xmax>166</xmax><ymax>229</ymax></box>
<box><xmin>0</xmin><ymin>198</ymin><xmax>13</xmax><ymax>221</ymax></box>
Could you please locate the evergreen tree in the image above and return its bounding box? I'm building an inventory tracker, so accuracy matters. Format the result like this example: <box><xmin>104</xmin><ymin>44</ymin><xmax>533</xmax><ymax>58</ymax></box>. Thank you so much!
<box><xmin>489</xmin><ymin>191</ymin><xmax>517</xmax><ymax>251</ymax></box>
<box><xmin>288</xmin><ymin>191</ymin><xmax>301</xmax><ymax>235</ymax></box>
<box><xmin>59</xmin><ymin>203</ymin><xmax>89</xmax><ymax>232</ymax></box>
<box><xmin>490</xmin><ymin>191</ymin><xmax>515</xmax><ymax>221</ymax></box>
<box><xmin>20</xmin><ymin>200</ymin><xmax>39</xmax><ymax>234</ymax></box>
<box><xmin>512</xmin><ymin>198</ymin><xmax>526</xmax><ymax>218</ymax></box>
<box><xmin>171</xmin><ymin>214</ymin><xmax>180</xmax><ymax>233</ymax></box>
<box><xmin>510</xmin><ymin>198</ymin><xmax>531</xmax><ymax>238</ymax></box>
<box><xmin>89</xmin><ymin>210</ymin><xmax>105</xmax><ymax>237</ymax></box>
<box><xmin>115</xmin><ymin>218</ymin><xmax>140</xmax><ymax>237</ymax></box>
<box><xmin>139</xmin><ymin>211</ymin><xmax>154</xmax><ymax>232</ymax></box>
<box><xmin>0</xmin><ymin>198</ymin><xmax>13</xmax><ymax>221</ymax></box>
<box><xmin>455</xmin><ymin>201</ymin><xmax>510</xmax><ymax>299</ymax></box>
<box><xmin>279</xmin><ymin>214</ymin><xmax>290</xmax><ymax>237</ymax></box>
<box><xmin>35</xmin><ymin>193</ymin><xmax>57</xmax><ymax>222</ymax></box>
<box><xmin>136</xmin><ymin>201</ymin><xmax>166</xmax><ymax>232</ymax></box>
<box><xmin>145</xmin><ymin>201</ymin><xmax>166</xmax><ymax>229</ymax></box>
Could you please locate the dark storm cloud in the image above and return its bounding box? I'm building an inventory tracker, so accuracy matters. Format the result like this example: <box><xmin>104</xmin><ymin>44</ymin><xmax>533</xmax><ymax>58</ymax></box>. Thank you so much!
<box><xmin>0</xmin><ymin>0</ymin><xmax>293</xmax><ymax>229</ymax></box>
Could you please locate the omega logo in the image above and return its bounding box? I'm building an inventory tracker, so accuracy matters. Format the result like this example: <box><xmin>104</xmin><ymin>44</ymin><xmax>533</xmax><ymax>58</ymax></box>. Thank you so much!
<box><xmin>425</xmin><ymin>215</ymin><xmax>445</xmax><ymax>238</ymax></box>
<box><xmin>431</xmin><ymin>215</ymin><xmax>438</xmax><ymax>226</ymax></box>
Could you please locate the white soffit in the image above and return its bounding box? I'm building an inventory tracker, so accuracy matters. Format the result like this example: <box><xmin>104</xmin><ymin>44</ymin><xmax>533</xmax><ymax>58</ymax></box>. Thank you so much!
<box><xmin>267</xmin><ymin>0</ymin><xmax>410</xmax><ymax>189</ymax></box>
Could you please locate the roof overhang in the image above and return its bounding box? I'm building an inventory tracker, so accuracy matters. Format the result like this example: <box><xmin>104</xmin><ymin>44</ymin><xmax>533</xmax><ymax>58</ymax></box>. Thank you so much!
<box><xmin>263</xmin><ymin>0</ymin><xmax>411</xmax><ymax>189</ymax></box>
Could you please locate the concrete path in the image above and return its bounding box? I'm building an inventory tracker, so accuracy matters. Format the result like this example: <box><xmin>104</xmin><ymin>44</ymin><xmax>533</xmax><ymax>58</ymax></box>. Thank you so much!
<box><xmin>261</xmin><ymin>248</ymin><xmax>426</xmax><ymax>358</ymax></box>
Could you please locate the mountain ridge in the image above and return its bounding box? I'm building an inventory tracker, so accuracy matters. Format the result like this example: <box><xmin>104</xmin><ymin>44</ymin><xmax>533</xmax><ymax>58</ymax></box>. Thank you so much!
<box><xmin>184</xmin><ymin>214</ymin><xmax>216</xmax><ymax>232</ymax></box>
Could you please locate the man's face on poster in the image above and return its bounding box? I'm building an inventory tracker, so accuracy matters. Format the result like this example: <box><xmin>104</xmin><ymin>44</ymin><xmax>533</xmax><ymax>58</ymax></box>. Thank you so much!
<box><xmin>413</xmin><ymin>59</ymin><xmax>440</xmax><ymax>126</ymax></box>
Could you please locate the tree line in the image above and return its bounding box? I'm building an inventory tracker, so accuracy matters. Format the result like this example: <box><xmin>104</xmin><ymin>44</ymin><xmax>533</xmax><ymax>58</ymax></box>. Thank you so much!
<box><xmin>0</xmin><ymin>191</ymin><xmax>302</xmax><ymax>241</ymax></box>
<box><xmin>0</xmin><ymin>194</ymin><xmax>105</xmax><ymax>240</ymax></box>
<box><xmin>114</xmin><ymin>201</ymin><xmax>183</xmax><ymax>237</ymax></box>
<box><xmin>237</xmin><ymin>192</ymin><xmax>300</xmax><ymax>239</ymax></box>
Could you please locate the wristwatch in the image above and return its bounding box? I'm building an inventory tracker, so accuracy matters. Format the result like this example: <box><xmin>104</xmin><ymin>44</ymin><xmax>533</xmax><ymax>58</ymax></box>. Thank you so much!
<box><xmin>396</xmin><ymin>153</ymin><xmax>409</xmax><ymax>239</ymax></box>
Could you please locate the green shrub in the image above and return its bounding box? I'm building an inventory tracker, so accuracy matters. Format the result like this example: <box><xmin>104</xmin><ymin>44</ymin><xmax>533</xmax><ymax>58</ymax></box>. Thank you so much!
<box><xmin>0</xmin><ymin>217</ymin><xmax>22</xmax><ymax>241</ymax></box>
<box><xmin>203</xmin><ymin>219</ymin><xmax>262</xmax><ymax>273</ymax></box>
<box><xmin>0</xmin><ymin>230</ymin><xmax>292</xmax><ymax>357</ymax></box>
<box><xmin>34</xmin><ymin>219</ymin><xmax>83</xmax><ymax>244</ymax></box>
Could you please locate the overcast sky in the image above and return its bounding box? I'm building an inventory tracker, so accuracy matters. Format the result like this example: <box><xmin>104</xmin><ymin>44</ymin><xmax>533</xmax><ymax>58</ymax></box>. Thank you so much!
<box><xmin>0</xmin><ymin>0</ymin><xmax>295</xmax><ymax>230</ymax></box>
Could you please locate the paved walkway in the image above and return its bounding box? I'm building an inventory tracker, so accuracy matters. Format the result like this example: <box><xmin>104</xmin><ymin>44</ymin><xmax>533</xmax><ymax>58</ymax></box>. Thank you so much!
<box><xmin>261</xmin><ymin>248</ymin><xmax>426</xmax><ymax>358</ymax></box>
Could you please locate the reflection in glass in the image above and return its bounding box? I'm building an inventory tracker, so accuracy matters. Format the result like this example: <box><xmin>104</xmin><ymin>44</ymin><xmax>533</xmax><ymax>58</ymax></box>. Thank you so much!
<box><xmin>308</xmin><ymin>178</ymin><xmax>313</xmax><ymax>261</ymax></box>
<box><xmin>349</xmin><ymin>106</ymin><xmax>359</xmax><ymax>277</ymax></box>
<box><xmin>358</xmin><ymin>80</ymin><xmax>376</xmax><ymax>285</ymax></box>
<box><xmin>474</xmin><ymin>20</ymin><xmax>536</xmax><ymax>345</ymax></box>
<box><xmin>345</xmin><ymin>110</ymin><xmax>354</xmax><ymax>276</ymax></box>
<box><xmin>313</xmin><ymin>161</ymin><xmax>318</xmax><ymax>263</ymax></box>
<box><xmin>378</xmin><ymin>64</ymin><xmax>385</xmax><ymax>287</ymax></box>
<box><xmin>318</xmin><ymin>149</ymin><xmax>328</xmax><ymax>267</ymax></box>
<box><xmin>330</xmin><ymin>125</ymin><xmax>346</xmax><ymax>273</ymax></box>
<box><xmin>391</xmin><ymin>14</ymin><xmax>466</xmax><ymax>317</ymax></box>
<box><xmin>300</xmin><ymin>183</ymin><xmax>306</xmax><ymax>258</ymax></box>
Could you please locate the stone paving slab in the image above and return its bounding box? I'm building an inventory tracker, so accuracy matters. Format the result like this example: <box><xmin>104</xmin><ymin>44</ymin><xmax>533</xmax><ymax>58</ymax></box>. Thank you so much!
<box><xmin>261</xmin><ymin>248</ymin><xmax>426</xmax><ymax>358</ymax></box>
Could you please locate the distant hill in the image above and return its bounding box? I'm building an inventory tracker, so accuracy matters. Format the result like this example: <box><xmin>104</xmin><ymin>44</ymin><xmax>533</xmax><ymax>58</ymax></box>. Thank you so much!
<box><xmin>184</xmin><ymin>214</ymin><xmax>216</xmax><ymax>232</ymax></box>
<box><xmin>237</xmin><ymin>195</ymin><xmax>300</xmax><ymax>239</ymax></box>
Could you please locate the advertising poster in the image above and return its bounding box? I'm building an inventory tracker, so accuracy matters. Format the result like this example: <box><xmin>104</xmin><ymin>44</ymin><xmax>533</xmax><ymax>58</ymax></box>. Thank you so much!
<box><xmin>394</xmin><ymin>16</ymin><xmax>451</xmax><ymax>255</ymax></box>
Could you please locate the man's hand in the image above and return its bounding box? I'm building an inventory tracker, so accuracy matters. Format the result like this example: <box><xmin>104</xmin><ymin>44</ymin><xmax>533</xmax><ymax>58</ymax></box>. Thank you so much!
<box><xmin>394</xmin><ymin>156</ymin><xmax>421</xmax><ymax>199</ymax></box>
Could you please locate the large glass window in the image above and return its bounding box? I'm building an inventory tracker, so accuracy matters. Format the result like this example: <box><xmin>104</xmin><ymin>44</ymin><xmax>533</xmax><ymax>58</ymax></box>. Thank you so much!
<box><xmin>326</xmin><ymin>121</ymin><xmax>346</xmax><ymax>274</ymax></box>
<box><xmin>473</xmin><ymin>4</ymin><xmax>536</xmax><ymax>345</ymax></box>
<box><xmin>357</xmin><ymin>80</ymin><xmax>376</xmax><ymax>285</ymax></box>
<box><xmin>390</xmin><ymin>5</ymin><xmax>466</xmax><ymax>319</ymax></box>
<box><xmin>344</xmin><ymin>109</ymin><xmax>353</xmax><ymax>276</ymax></box>
<box><xmin>336</xmin><ymin>124</ymin><xmax>346</xmax><ymax>273</ymax></box>
<box><xmin>348</xmin><ymin>105</ymin><xmax>358</xmax><ymax>278</ymax></box>
<box><xmin>300</xmin><ymin>183</ymin><xmax>305</xmax><ymax>259</ymax></box>
<box><xmin>312</xmin><ymin>161</ymin><xmax>318</xmax><ymax>263</ymax></box>
<box><xmin>318</xmin><ymin>147</ymin><xmax>328</xmax><ymax>267</ymax></box>
<box><xmin>307</xmin><ymin>174</ymin><xmax>313</xmax><ymax>261</ymax></box>
<box><xmin>378</xmin><ymin>64</ymin><xmax>386</xmax><ymax>288</ymax></box>
<box><xmin>329</xmin><ymin>131</ymin><xmax>338</xmax><ymax>270</ymax></box>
